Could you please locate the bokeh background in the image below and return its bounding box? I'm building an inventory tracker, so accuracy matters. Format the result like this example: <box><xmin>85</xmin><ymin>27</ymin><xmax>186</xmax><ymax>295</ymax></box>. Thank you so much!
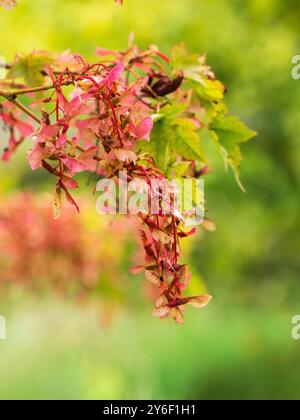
<box><xmin>0</xmin><ymin>0</ymin><xmax>299</xmax><ymax>400</ymax></box>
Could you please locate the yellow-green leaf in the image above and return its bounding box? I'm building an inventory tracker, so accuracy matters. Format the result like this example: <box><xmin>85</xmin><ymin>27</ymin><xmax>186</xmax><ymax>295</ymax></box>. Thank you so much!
<box><xmin>210</xmin><ymin>114</ymin><xmax>257</xmax><ymax>191</ymax></box>
<box><xmin>9</xmin><ymin>52</ymin><xmax>53</xmax><ymax>86</ymax></box>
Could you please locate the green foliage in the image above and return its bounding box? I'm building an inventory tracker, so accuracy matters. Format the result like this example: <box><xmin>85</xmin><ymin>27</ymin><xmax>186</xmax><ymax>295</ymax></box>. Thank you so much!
<box><xmin>9</xmin><ymin>52</ymin><xmax>53</xmax><ymax>86</ymax></box>
<box><xmin>210</xmin><ymin>114</ymin><xmax>257</xmax><ymax>190</ymax></box>
<box><xmin>141</xmin><ymin>104</ymin><xmax>206</xmax><ymax>172</ymax></box>
<box><xmin>141</xmin><ymin>46</ymin><xmax>256</xmax><ymax>190</ymax></box>
<box><xmin>171</xmin><ymin>44</ymin><xmax>225</xmax><ymax>102</ymax></box>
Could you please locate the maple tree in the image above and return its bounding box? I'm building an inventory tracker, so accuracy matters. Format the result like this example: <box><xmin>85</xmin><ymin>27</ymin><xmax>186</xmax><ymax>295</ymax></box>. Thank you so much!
<box><xmin>0</xmin><ymin>4</ymin><xmax>256</xmax><ymax>323</ymax></box>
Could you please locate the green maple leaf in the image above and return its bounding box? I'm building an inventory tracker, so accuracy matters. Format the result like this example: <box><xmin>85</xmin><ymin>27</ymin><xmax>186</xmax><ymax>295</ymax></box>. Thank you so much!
<box><xmin>140</xmin><ymin>105</ymin><xmax>206</xmax><ymax>173</ymax></box>
<box><xmin>189</xmin><ymin>79</ymin><xmax>225</xmax><ymax>102</ymax></box>
<box><xmin>210</xmin><ymin>114</ymin><xmax>257</xmax><ymax>191</ymax></box>
<box><xmin>171</xmin><ymin>44</ymin><xmax>204</xmax><ymax>75</ymax></box>
<box><xmin>9</xmin><ymin>52</ymin><xmax>53</xmax><ymax>86</ymax></box>
<box><xmin>141</xmin><ymin>120</ymin><xmax>171</xmax><ymax>171</ymax></box>
<box><xmin>171</xmin><ymin>43</ymin><xmax>225</xmax><ymax>102</ymax></box>
<box><xmin>171</xmin><ymin>118</ymin><xmax>205</xmax><ymax>162</ymax></box>
<box><xmin>167</xmin><ymin>161</ymin><xmax>191</xmax><ymax>178</ymax></box>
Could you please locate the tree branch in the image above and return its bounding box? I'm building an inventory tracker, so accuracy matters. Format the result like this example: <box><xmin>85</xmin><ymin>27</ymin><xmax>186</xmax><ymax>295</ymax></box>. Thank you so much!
<box><xmin>0</xmin><ymin>88</ymin><xmax>41</xmax><ymax>124</ymax></box>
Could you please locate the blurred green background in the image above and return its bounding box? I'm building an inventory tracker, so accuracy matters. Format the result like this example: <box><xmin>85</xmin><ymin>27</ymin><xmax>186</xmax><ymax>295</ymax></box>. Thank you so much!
<box><xmin>0</xmin><ymin>0</ymin><xmax>299</xmax><ymax>400</ymax></box>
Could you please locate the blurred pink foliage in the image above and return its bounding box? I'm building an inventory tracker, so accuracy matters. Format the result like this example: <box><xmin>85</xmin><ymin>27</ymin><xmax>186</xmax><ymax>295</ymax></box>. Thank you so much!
<box><xmin>0</xmin><ymin>193</ymin><xmax>139</xmax><ymax>303</ymax></box>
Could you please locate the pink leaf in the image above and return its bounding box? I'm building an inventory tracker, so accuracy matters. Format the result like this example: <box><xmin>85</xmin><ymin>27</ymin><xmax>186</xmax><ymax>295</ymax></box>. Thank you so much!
<box><xmin>103</xmin><ymin>62</ymin><xmax>124</xmax><ymax>86</ymax></box>
<box><xmin>61</xmin><ymin>156</ymin><xmax>87</xmax><ymax>173</ymax></box>
<box><xmin>61</xmin><ymin>175</ymin><xmax>78</xmax><ymax>190</ymax></box>
<box><xmin>134</xmin><ymin>117</ymin><xmax>153</xmax><ymax>141</ymax></box>
<box><xmin>38</xmin><ymin>124</ymin><xmax>61</xmax><ymax>142</ymax></box>
<box><xmin>56</xmin><ymin>135</ymin><xmax>67</xmax><ymax>148</ymax></box>
<box><xmin>57</xmin><ymin>91</ymin><xmax>71</xmax><ymax>115</ymax></box>
<box><xmin>15</xmin><ymin>120</ymin><xmax>34</xmax><ymax>137</ymax></box>
<box><xmin>1</xmin><ymin>134</ymin><xmax>17</xmax><ymax>162</ymax></box>
<box><xmin>27</xmin><ymin>142</ymin><xmax>44</xmax><ymax>170</ymax></box>
<box><xmin>60</xmin><ymin>183</ymin><xmax>80</xmax><ymax>213</ymax></box>
<box><xmin>76</xmin><ymin>146</ymin><xmax>97</xmax><ymax>162</ymax></box>
<box><xmin>119</xmin><ymin>77</ymin><xmax>149</xmax><ymax>107</ymax></box>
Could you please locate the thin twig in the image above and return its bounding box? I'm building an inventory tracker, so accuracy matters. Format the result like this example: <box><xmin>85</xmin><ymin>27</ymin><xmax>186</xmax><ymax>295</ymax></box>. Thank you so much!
<box><xmin>0</xmin><ymin>89</ymin><xmax>41</xmax><ymax>124</ymax></box>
